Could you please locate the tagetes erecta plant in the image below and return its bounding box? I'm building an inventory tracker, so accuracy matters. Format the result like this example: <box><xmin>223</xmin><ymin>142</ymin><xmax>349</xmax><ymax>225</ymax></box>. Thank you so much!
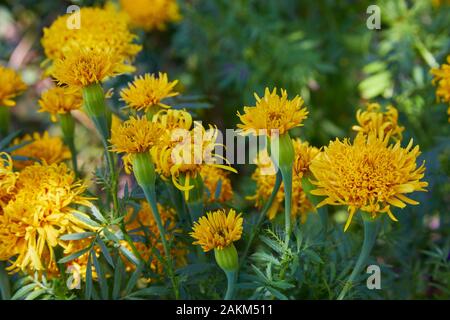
<box><xmin>237</xmin><ymin>87</ymin><xmax>309</xmax><ymax>248</ymax></box>
<box><xmin>191</xmin><ymin>208</ymin><xmax>243</xmax><ymax>300</ymax></box>
<box><xmin>431</xmin><ymin>55</ymin><xmax>450</xmax><ymax>122</ymax></box>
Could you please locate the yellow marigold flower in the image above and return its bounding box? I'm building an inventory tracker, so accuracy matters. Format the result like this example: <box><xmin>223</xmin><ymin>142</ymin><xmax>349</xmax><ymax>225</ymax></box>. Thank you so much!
<box><xmin>0</xmin><ymin>65</ymin><xmax>27</xmax><ymax>107</ymax></box>
<box><xmin>352</xmin><ymin>103</ymin><xmax>405</xmax><ymax>141</ymax></box>
<box><xmin>119</xmin><ymin>0</ymin><xmax>181</xmax><ymax>31</ymax></box>
<box><xmin>248</xmin><ymin>139</ymin><xmax>318</xmax><ymax>222</ymax></box>
<box><xmin>11</xmin><ymin>132</ymin><xmax>71</xmax><ymax>169</ymax></box>
<box><xmin>237</xmin><ymin>87</ymin><xmax>308</xmax><ymax>136</ymax></box>
<box><xmin>122</xmin><ymin>202</ymin><xmax>186</xmax><ymax>275</ymax></box>
<box><xmin>38</xmin><ymin>87</ymin><xmax>82</xmax><ymax>122</ymax></box>
<box><xmin>309</xmin><ymin>133</ymin><xmax>428</xmax><ymax>231</ymax></box>
<box><xmin>110</xmin><ymin>116</ymin><xmax>164</xmax><ymax>154</ymax></box>
<box><xmin>200</xmin><ymin>166</ymin><xmax>233</xmax><ymax>203</ymax></box>
<box><xmin>110</xmin><ymin>116</ymin><xmax>165</xmax><ymax>173</ymax></box>
<box><xmin>120</xmin><ymin>73</ymin><xmax>179</xmax><ymax>112</ymax></box>
<box><xmin>52</xmin><ymin>47</ymin><xmax>135</xmax><ymax>90</ymax></box>
<box><xmin>431</xmin><ymin>55</ymin><xmax>450</xmax><ymax>122</ymax></box>
<box><xmin>190</xmin><ymin>209</ymin><xmax>243</xmax><ymax>252</ymax></box>
<box><xmin>41</xmin><ymin>5</ymin><xmax>141</xmax><ymax>69</ymax></box>
<box><xmin>0</xmin><ymin>153</ymin><xmax>17</xmax><ymax>208</ymax></box>
<box><xmin>0</xmin><ymin>163</ymin><xmax>93</xmax><ymax>272</ymax></box>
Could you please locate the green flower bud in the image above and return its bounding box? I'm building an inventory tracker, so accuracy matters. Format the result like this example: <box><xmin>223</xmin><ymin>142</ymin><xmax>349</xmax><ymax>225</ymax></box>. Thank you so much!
<box><xmin>132</xmin><ymin>152</ymin><xmax>156</xmax><ymax>187</ymax></box>
<box><xmin>214</xmin><ymin>244</ymin><xmax>239</xmax><ymax>272</ymax></box>
<box><xmin>82</xmin><ymin>83</ymin><xmax>111</xmax><ymax>142</ymax></box>
<box><xmin>269</xmin><ymin>132</ymin><xmax>295</xmax><ymax>173</ymax></box>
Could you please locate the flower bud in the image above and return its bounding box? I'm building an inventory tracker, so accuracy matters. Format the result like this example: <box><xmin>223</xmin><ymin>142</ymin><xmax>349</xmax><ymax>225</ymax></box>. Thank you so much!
<box><xmin>132</xmin><ymin>152</ymin><xmax>156</xmax><ymax>187</ymax></box>
<box><xmin>214</xmin><ymin>244</ymin><xmax>239</xmax><ymax>272</ymax></box>
<box><xmin>82</xmin><ymin>83</ymin><xmax>111</xmax><ymax>142</ymax></box>
<box><xmin>269</xmin><ymin>132</ymin><xmax>295</xmax><ymax>173</ymax></box>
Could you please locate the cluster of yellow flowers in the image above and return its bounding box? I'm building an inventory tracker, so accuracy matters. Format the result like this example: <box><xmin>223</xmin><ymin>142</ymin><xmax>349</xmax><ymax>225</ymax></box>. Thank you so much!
<box><xmin>0</xmin><ymin>2</ymin><xmax>441</xmax><ymax>298</ymax></box>
<box><xmin>111</xmin><ymin>73</ymin><xmax>236</xmax><ymax>200</ymax></box>
<box><xmin>0</xmin><ymin>160</ymin><xmax>92</xmax><ymax>273</ymax></box>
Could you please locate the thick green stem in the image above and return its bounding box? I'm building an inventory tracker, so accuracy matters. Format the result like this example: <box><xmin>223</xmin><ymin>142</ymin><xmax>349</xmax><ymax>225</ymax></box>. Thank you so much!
<box><xmin>337</xmin><ymin>212</ymin><xmax>380</xmax><ymax>300</ymax></box>
<box><xmin>224</xmin><ymin>271</ymin><xmax>237</xmax><ymax>300</ymax></box>
<box><xmin>59</xmin><ymin>113</ymin><xmax>78</xmax><ymax>176</ymax></box>
<box><xmin>240</xmin><ymin>171</ymin><xmax>282</xmax><ymax>266</ymax></box>
<box><xmin>0</xmin><ymin>107</ymin><xmax>10</xmax><ymax>138</ymax></box>
<box><xmin>214</xmin><ymin>245</ymin><xmax>239</xmax><ymax>300</ymax></box>
<box><xmin>280</xmin><ymin>166</ymin><xmax>293</xmax><ymax>248</ymax></box>
<box><xmin>269</xmin><ymin>132</ymin><xmax>295</xmax><ymax>249</ymax></box>
<box><xmin>133</xmin><ymin>153</ymin><xmax>179</xmax><ymax>299</ymax></box>
<box><xmin>82</xmin><ymin>83</ymin><xmax>118</xmax><ymax>214</ymax></box>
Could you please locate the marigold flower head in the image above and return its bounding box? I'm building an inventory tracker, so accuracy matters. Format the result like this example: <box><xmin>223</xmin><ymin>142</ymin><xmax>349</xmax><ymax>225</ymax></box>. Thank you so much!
<box><xmin>51</xmin><ymin>46</ymin><xmax>135</xmax><ymax>89</ymax></box>
<box><xmin>0</xmin><ymin>163</ymin><xmax>93</xmax><ymax>273</ymax></box>
<box><xmin>309</xmin><ymin>133</ymin><xmax>428</xmax><ymax>231</ymax></box>
<box><xmin>120</xmin><ymin>73</ymin><xmax>179</xmax><ymax>112</ymax></box>
<box><xmin>431</xmin><ymin>55</ymin><xmax>450</xmax><ymax>122</ymax></box>
<box><xmin>119</xmin><ymin>0</ymin><xmax>181</xmax><ymax>31</ymax></box>
<box><xmin>41</xmin><ymin>5</ymin><xmax>141</xmax><ymax>69</ymax></box>
<box><xmin>38</xmin><ymin>86</ymin><xmax>82</xmax><ymax>121</ymax></box>
<box><xmin>11</xmin><ymin>132</ymin><xmax>71</xmax><ymax>169</ymax></box>
<box><xmin>237</xmin><ymin>87</ymin><xmax>308</xmax><ymax>136</ymax></box>
<box><xmin>123</xmin><ymin>202</ymin><xmax>186</xmax><ymax>275</ymax></box>
<box><xmin>190</xmin><ymin>209</ymin><xmax>243</xmax><ymax>252</ymax></box>
<box><xmin>0</xmin><ymin>65</ymin><xmax>27</xmax><ymax>107</ymax></box>
<box><xmin>352</xmin><ymin>103</ymin><xmax>404</xmax><ymax>141</ymax></box>
<box><xmin>249</xmin><ymin>139</ymin><xmax>318</xmax><ymax>222</ymax></box>
<box><xmin>110</xmin><ymin>116</ymin><xmax>164</xmax><ymax>155</ymax></box>
<box><xmin>200</xmin><ymin>166</ymin><xmax>233</xmax><ymax>203</ymax></box>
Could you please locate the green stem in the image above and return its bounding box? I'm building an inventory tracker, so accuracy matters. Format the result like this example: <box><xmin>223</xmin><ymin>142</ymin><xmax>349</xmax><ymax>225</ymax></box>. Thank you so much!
<box><xmin>337</xmin><ymin>212</ymin><xmax>380</xmax><ymax>300</ymax></box>
<box><xmin>240</xmin><ymin>171</ymin><xmax>282</xmax><ymax>266</ymax></box>
<box><xmin>280</xmin><ymin>166</ymin><xmax>293</xmax><ymax>248</ymax></box>
<box><xmin>59</xmin><ymin>113</ymin><xmax>78</xmax><ymax>176</ymax></box>
<box><xmin>224</xmin><ymin>270</ymin><xmax>237</xmax><ymax>300</ymax></box>
<box><xmin>0</xmin><ymin>107</ymin><xmax>10</xmax><ymax>138</ymax></box>
<box><xmin>82</xmin><ymin>83</ymin><xmax>118</xmax><ymax>215</ymax></box>
<box><xmin>141</xmin><ymin>183</ymin><xmax>179</xmax><ymax>299</ymax></box>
